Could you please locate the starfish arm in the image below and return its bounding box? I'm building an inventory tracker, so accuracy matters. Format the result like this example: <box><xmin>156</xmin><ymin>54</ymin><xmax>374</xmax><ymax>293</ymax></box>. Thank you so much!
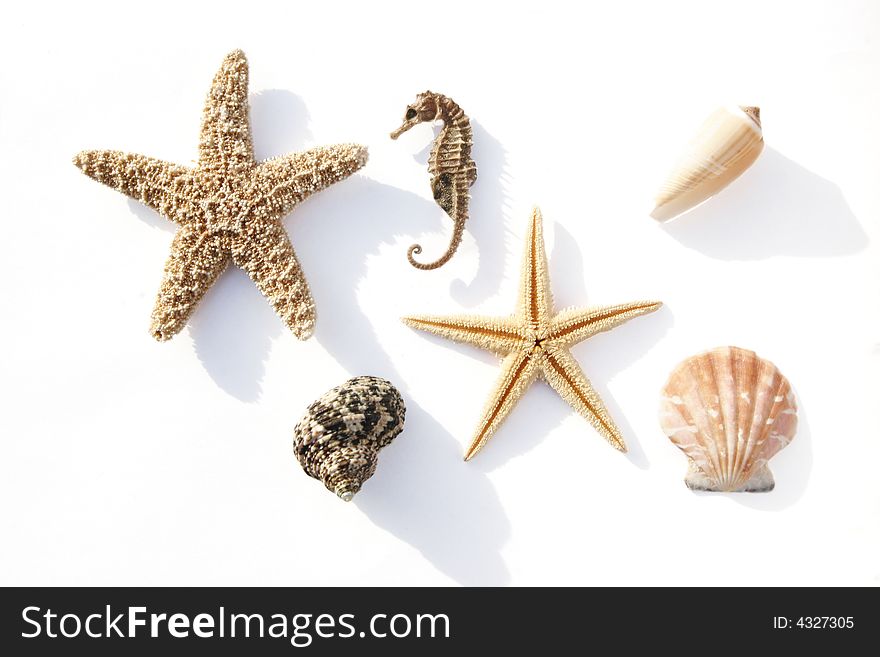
<box><xmin>231</xmin><ymin>220</ymin><xmax>316</xmax><ymax>340</ymax></box>
<box><xmin>199</xmin><ymin>50</ymin><xmax>255</xmax><ymax>174</ymax></box>
<box><xmin>541</xmin><ymin>346</ymin><xmax>627</xmax><ymax>451</ymax></box>
<box><xmin>549</xmin><ymin>301</ymin><xmax>663</xmax><ymax>347</ymax></box>
<box><xmin>150</xmin><ymin>224</ymin><xmax>228</xmax><ymax>341</ymax></box>
<box><xmin>252</xmin><ymin>144</ymin><xmax>368</xmax><ymax>216</ymax></box>
<box><xmin>73</xmin><ymin>150</ymin><xmax>197</xmax><ymax>224</ymax></box>
<box><xmin>402</xmin><ymin>314</ymin><xmax>527</xmax><ymax>355</ymax></box>
<box><xmin>517</xmin><ymin>207</ymin><xmax>554</xmax><ymax>329</ymax></box>
<box><xmin>465</xmin><ymin>350</ymin><xmax>541</xmax><ymax>461</ymax></box>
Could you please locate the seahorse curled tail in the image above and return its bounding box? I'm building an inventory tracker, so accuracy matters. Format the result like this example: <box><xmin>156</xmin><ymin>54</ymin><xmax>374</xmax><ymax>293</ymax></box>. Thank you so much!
<box><xmin>406</xmin><ymin>219</ymin><xmax>465</xmax><ymax>270</ymax></box>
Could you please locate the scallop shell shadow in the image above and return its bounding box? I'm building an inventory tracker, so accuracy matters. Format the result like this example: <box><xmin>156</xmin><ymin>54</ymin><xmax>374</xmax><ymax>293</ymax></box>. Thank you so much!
<box><xmin>659</xmin><ymin>346</ymin><xmax>798</xmax><ymax>492</ymax></box>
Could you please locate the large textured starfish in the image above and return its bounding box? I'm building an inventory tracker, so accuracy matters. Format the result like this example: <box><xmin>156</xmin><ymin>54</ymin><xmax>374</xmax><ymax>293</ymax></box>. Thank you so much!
<box><xmin>74</xmin><ymin>50</ymin><xmax>367</xmax><ymax>341</ymax></box>
<box><xmin>404</xmin><ymin>208</ymin><xmax>662</xmax><ymax>461</ymax></box>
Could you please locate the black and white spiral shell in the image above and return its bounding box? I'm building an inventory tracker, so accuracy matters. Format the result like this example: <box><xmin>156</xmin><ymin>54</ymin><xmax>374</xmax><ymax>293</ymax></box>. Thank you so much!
<box><xmin>293</xmin><ymin>376</ymin><xmax>406</xmax><ymax>501</ymax></box>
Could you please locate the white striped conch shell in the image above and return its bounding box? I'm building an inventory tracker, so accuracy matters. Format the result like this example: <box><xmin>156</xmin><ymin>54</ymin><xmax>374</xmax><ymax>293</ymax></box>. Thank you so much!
<box><xmin>659</xmin><ymin>346</ymin><xmax>797</xmax><ymax>492</ymax></box>
<box><xmin>650</xmin><ymin>106</ymin><xmax>764</xmax><ymax>221</ymax></box>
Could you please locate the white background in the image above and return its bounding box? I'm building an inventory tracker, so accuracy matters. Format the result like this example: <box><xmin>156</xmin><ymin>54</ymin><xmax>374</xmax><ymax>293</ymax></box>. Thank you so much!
<box><xmin>1</xmin><ymin>0</ymin><xmax>878</xmax><ymax>586</ymax></box>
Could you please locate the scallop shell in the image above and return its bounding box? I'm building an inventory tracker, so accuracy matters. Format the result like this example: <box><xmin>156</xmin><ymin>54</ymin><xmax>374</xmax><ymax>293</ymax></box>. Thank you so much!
<box><xmin>659</xmin><ymin>347</ymin><xmax>797</xmax><ymax>492</ymax></box>
<box><xmin>293</xmin><ymin>376</ymin><xmax>406</xmax><ymax>501</ymax></box>
<box><xmin>651</xmin><ymin>106</ymin><xmax>764</xmax><ymax>221</ymax></box>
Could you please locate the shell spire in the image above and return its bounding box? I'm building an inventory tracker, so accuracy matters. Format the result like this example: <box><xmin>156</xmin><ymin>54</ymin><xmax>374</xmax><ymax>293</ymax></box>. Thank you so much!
<box><xmin>659</xmin><ymin>346</ymin><xmax>798</xmax><ymax>492</ymax></box>
<box><xmin>740</xmin><ymin>105</ymin><xmax>761</xmax><ymax>127</ymax></box>
<box><xmin>293</xmin><ymin>376</ymin><xmax>406</xmax><ymax>501</ymax></box>
<box><xmin>650</xmin><ymin>105</ymin><xmax>764</xmax><ymax>222</ymax></box>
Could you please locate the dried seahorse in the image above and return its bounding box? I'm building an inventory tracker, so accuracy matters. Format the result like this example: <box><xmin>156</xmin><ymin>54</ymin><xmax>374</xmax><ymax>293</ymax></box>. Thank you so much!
<box><xmin>391</xmin><ymin>91</ymin><xmax>477</xmax><ymax>270</ymax></box>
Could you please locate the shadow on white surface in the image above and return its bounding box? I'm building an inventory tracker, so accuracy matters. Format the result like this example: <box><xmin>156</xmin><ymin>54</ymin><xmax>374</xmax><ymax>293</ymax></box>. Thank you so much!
<box><xmin>126</xmin><ymin>209</ymin><xmax>282</xmax><ymax>404</ymax></box>
<box><xmin>186</xmin><ymin>268</ymin><xmax>281</xmax><ymax>402</ymax></box>
<box><xmin>119</xmin><ymin>205</ymin><xmax>284</xmax><ymax>402</ymax></box>
<box><xmin>449</xmin><ymin>121</ymin><xmax>512</xmax><ymax>308</ymax></box>
<box><xmin>659</xmin><ymin>147</ymin><xmax>868</xmax><ymax>258</ymax></box>
<box><xmin>553</xmin><ymin>222</ymin><xmax>673</xmax><ymax>469</ymax></box>
<box><xmin>250</xmin><ymin>89</ymin><xmax>314</xmax><ymax>161</ymax></box>
<box><xmin>570</xmin><ymin>311</ymin><xmax>675</xmax><ymax>471</ymax></box>
<box><xmin>302</xmin><ymin>175</ymin><xmax>511</xmax><ymax>584</ymax></box>
<box><xmin>466</xmin><ymin>385</ymin><xmax>593</xmax><ymax>470</ymax></box>
<box><xmin>305</xmin><ymin>179</ymin><xmax>442</xmax><ymax>367</ymax></box>
<box><xmin>355</xmin><ymin>400</ymin><xmax>511</xmax><ymax>585</ymax></box>
<box><xmin>120</xmin><ymin>90</ymin><xmax>511</xmax><ymax>579</ymax></box>
<box><xmin>127</xmin><ymin>199</ymin><xmax>175</xmax><ymax>232</ymax></box>
<box><xmin>575</xmin><ymin>306</ymin><xmax>674</xmax><ymax>471</ymax></box>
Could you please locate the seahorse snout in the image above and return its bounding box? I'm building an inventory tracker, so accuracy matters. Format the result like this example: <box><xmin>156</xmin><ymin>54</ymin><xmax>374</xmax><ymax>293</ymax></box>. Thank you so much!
<box><xmin>390</xmin><ymin>119</ymin><xmax>417</xmax><ymax>140</ymax></box>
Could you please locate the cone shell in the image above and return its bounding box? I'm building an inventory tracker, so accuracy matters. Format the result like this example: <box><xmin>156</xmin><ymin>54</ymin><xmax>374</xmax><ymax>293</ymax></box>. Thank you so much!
<box><xmin>293</xmin><ymin>376</ymin><xmax>406</xmax><ymax>501</ymax></box>
<box><xmin>659</xmin><ymin>347</ymin><xmax>797</xmax><ymax>492</ymax></box>
<box><xmin>651</xmin><ymin>106</ymin><xmax>764</xmax><ymax>221</ymax></box>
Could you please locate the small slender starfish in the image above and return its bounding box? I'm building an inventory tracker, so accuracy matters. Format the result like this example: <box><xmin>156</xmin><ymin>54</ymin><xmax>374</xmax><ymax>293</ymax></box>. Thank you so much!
<box><xmin>73</xmin><ymin>50</ymin><xmax>367</xmax><ymax>341</ymax></box>
<box><xmin>403</xmin><ymin>208</ymin><xmax>662</xmax><ymax>461</ymax></box>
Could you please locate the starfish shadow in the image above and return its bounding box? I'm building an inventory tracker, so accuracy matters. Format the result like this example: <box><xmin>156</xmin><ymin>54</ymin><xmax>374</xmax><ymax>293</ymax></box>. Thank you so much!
<box><xmin>570</xmin><ymin>307</ymin><xmax>674</xmax><ymax>471</ymax></box>
<box><xmin>467</xmin><ymin>384</ymin><xmax>578</xmax><ymax>473</ymax></box>
<box><xmin>186</xmin><ymin>268</ymin><xmax>281</xmax><ymax>402</ymax></box>
<box><xmin>118</xmin><ymin>232</ymin><xmax>279</xmax><ymax>403</ymax></box>
<box><xmin>658</xmin><ymin>147</ymin><xmax>868</xmax><ymax>259</ymax></box>
<box><xmin>250</xmin><ymin>90</ymin><xmax>314</xmax><ymax>161</ymax></box>
<box><xmin>127</xmin><ymin>199</ymin><xmax>174</xmax><ymax>233</ymax></box>
<box><xmin>303</xmin><ymin>177</ymin><xmax>512</xmax><ymax>585</ymax></box>
<box><xmin>553</xmin><ymin>223</ymin><xmax>674</xmax><ymax>470</ymax></box>
<box><xmin>125</xmin><ymin>203</ymin><xmax>278</xmax><ymax>402</ymax></box>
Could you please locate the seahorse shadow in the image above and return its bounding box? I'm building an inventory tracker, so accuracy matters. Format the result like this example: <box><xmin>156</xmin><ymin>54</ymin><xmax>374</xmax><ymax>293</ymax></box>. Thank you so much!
<box><xmin>659</xmin><ymin>147</ymin><xmax>868</xmax><ymax>259</ymax></box>
<box><xmin>300</xmin><ymin>177</ymin><xmax>511</xmax><ymax>585</ymax></box>
<box><xmin>449</xmin><ymin>121</ymin><xmax>512</xmax><ymax>308</ymax></box>
<box><xmin>470</xmin><ymin>223</ymin><xmax>671</xmax><ymax>473</ymax></box>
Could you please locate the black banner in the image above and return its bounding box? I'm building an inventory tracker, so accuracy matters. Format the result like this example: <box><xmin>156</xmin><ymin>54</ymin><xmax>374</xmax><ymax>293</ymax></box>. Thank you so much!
<box><xmin>1</xmin><ymin>587</ymin><xmax>875</xmax><ymax>654</ymax></box>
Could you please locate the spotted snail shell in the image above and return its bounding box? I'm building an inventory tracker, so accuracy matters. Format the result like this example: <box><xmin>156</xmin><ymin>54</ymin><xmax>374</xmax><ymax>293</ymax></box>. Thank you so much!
<box><xmin>651</xmin><ymin>106</ymin><xmax>764</xmax><ymax>221</ymax></box>
<box><xmin>293</xmin><ymin>376</ymin><xmax>406</xmax><ymax>501</ymax></box>
<box><xmin>659</xmin><ymin>346</ymin><xmax>797</xmax><ymax>492</ymax></box>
